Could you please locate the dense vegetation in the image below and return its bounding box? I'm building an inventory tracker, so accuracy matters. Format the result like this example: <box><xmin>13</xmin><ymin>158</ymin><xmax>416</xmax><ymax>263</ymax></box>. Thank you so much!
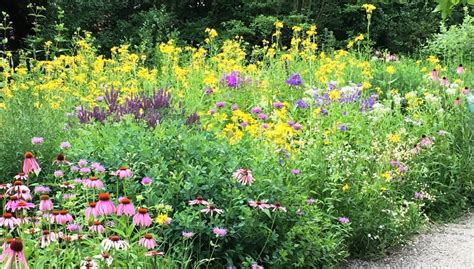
<box><xmin>0</xmin><ymin>1</ymin><xmax>472</xmax><ymax>268</ymax></box>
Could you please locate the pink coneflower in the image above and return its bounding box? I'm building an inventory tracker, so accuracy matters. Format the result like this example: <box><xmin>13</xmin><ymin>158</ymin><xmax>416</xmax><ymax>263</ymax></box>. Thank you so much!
<box><xmin>454</xmin><ymin>97</ymin><xmax>462</xmax><ymax>106</ymax></box>
<box><xmin>271</xmin><ymin>202</ymin><xmax>287</xmax><ymax>212</ymax></box>
<box><xmin>141</xmin><ymin>177</ymin><xmax>152</xmax><ymax>186</ymax></box>
<box><xmin>32</xmin><ymin>136</ymin><xmax>44</xmax><ymax>145</ymax></box>
<box><xmin>248</xmin><ymin>200</ymin><xmax>270</xmax><ymax>210</ymax></box>
<box><xmin>93</xmin><ymin>252</ymin><xmax>113</xmax><ymax>267</ymax></box>
<box><xmin>84</xmin><ymin>202</ymin><xmax>99</xmax><ymax>219</ymax></box>
<box><xmin>13</xmin><ymin>200</ymin><xmax>35</xmax><ymax>212</ymax></box>
<box><xmin>182</xmin><ymin>231</ymin><xmax>195</xmax><ymax>238</ymax></box>
<box><xmin>89</xmin><ymin>221</ymin><xmax>105</xmax><ymax>233</ymax></box>
<box><xmin>420</xmin><ymin>135</ymin><xmax>433</xmax><ymax>147</ymax></box>
<box><xmin>60</xmin><ymin>141</ymin><xmax>71</xmax><ymax>149</ymax></box>
<box><xmin>115</xmin><ymin>166</ymin><xmax>132</xmax><ymax>179</ymax></box>
<box><xmin>39</xmin><ymin>195</ymin><xmax>53</xmax><ymax>212</ymax></box>
<box><xmin>338</xmin><ymin>217</ymin><xmax>350</xmax><ymax>224</ymax></box>
<box><xmin>97</xmin><ymin>193</ymin><xmax>116</xmax><ymax>216</ymax></box>
<box><xmin>5</xmin><ymin>196</ymin><xmax>19</xmax><ymax>211</ymax></box>
<box><xmin>410</xmin><ymin>143</ymin><xmax>422</xmax><ymax>155</ymax></box>
<box><xmin>201</xmin><ymin>204</ymin><xmax>224</xmax><ymax>216</ymax></box>
<box><xmin>188</xmin><ymin>196</ymin><xmax>209</xmax><ymax>205</ymax></box>
<box><xmin>40</xmin><ymin>230</ymin><xmax>59</xmax><ymax>248</ymax></box>
<box><xmin>133</xmin><ymin>208</ymin><xmax>153</xmax><ymax>227</ymax></box>
<box><xmin>138</xmin><ymin>234</ymin><xmax>157</xmax><ymax>249</ymax></box>
<box><xmin>56</xmin><ymin>210</ymin><xmax>73</xmax><ymax>224</ymax></box>
<box><xmin>7</xmin><ymin>183</ymin><xmax>32</xmax><ymax>201</ymax></box>
<box><xmin>0</xmin><ymin>239</ymin><xmax>29</xmax><ymax>268</ymax></box>
<box><xmin>101</xmin><ymin>235</ymin><xmax>129</xmax><ymax>251</ymax></box>
<box><xmin>47</xmin><ymin>210</ymin><xmax>60</xmax><ymax>224</ymax></box>
<box><xmin>80</xmin><ymin>258</ymin><xmax>98</xmax><ymax>269</ymax></box>
<box><xmin>14</xmin><ymin>173</ymin><xmax>28</xmax><ymax>180</ymax></box>
<box><xmin>233</xmin><ymin>168</ymin><xmax>254</xmax><ymax>185</ymax></box>
<box><xmin>52</xmin><ymin>154</ymin><xmax>70</xmax><ymax>165</ymax></box>
<box><xmin>212</xmin><ymin>227</ymin><xmax>228</xmax><ymax>237</ymax></box>
<box><xmin>457</xmin><ymin>64</ymin><xmax>464</xmax><ymax>75</ymax></box>
<box><xmin>23</xmin><ymin>151</ymin><xmax>41</xmax><ymax>175</ymax></box>
<box><xmin>145</xmin><ymin>251</ymin><xmax>164</xmax><ymax>257</ymax></box>
<box><xmin>440</xmin><ymin>76</ymin><xmax>448</xmax><ymax>86</ymax></box>
<box><xmin>0</xmin><ymin>213</ymin><xmax>20</xmax><ymax>229</ymax></box>
<box><xmin>116</xmin><ymin>197</ymin><xmax>135</xmax><ymax>217</ymax></box>
<box><xmin>83</xmin><ymin>176</ymin><xmax>104</xmax><ymax>189</ymax></box>
<box><xmin>431</xmin><ymin>69</ymin><xmax>439</xmax><ymax>81</ymax></box>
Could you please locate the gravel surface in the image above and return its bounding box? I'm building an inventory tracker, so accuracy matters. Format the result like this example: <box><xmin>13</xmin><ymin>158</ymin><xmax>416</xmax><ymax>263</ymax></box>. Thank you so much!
<box><xmin>340</xmin><ymin>211</ymin><xmax>474</xmax><ymax>269</ymax></box>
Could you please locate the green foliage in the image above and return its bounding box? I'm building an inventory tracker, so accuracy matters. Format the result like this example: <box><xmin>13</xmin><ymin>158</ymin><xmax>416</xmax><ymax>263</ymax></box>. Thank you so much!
<box><xmin>425</xmin><ymin>8</ymin><xmax>474</xmax><ymax>62</ymax></box>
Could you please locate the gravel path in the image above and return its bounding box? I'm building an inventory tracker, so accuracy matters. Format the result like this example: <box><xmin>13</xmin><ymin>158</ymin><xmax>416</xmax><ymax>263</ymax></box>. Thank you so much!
<box><xmin>340</xmin><ymin>211</ymin><xmax>474</xmax><ymax>269</ymax></box>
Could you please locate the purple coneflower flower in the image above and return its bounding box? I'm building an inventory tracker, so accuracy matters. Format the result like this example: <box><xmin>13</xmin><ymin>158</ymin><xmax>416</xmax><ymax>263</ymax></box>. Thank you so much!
<box><xmin>201</xmin><ymin>205</ymin><xmax>224</xmax><ymax>216</ymax></box>
<box><xmin>138</xmin><ymin>234</ymin><xmax>157</xmax><ymax>249</ymax></box>
<box><xmin>133</xmin><ymin>208</ymin><xmax>153</xmax><ymax>227</ymax></box>
<box><xmin>233</xmin><ymin>168</ymin><xmax>254</xmax><ymax>185</ymax></box>
<box><xmin>189</xmin><ymin>196</ymin><xmax>209</xmax><ymax>206</ymax></box>
<box><xmin>457</xmin><ymin>64</ymin><xmax>464</xmax><ymax>75</ymax></box>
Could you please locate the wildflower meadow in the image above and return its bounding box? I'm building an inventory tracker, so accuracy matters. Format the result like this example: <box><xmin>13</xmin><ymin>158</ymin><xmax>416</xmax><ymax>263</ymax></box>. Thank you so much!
<box><xmin>0</xmin><ymin>2</ymin><xmax>473</xmax><ymax>268</ymax></box>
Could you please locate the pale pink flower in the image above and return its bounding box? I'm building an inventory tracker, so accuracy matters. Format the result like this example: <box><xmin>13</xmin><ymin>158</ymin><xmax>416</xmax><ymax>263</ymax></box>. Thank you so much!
<box><xmin>115</xmin><ymin>166</ymin><xmax>132</xmax><ymax>179</ymax></box>
<box><xmin>411</xmin><ymin>144</ymin><xmax>422</xmax><ymax>154</ymax></box>
<box><xmin>101</xmin><ymin>235</ymin><xmax>129</xmax><ymax>251</ymax></box>
<box><xmin>420</xmin><ymin>135</ymin><xmax>433</xmax><ymax>147</ymax></box>
<box><xmin>31</xmin><ymin>137</ymin><xmax>44</xmax><ymax>145</ymax></box>
<box><xmin>40</xmin><ymin>230</ymin><xmax>59</xmax><ymax>248</ymax></box>
<box><xmin>78</xmin><ymin>159</ymin><xmax>88</xmax><ymax>167</ymax></box>
<box><xmin>7</xmin><ymin>184</ymin><xmax>32</xmax><ymax>201</ymax></box>
<box><xmin>145</xmin><ymin>251</ymin><xmax>164</xmax><ymax>257</ymax></box>
<box><xmin>212</xmin><ymin>227</ymin><xmax>228</xmax><ymax>237</ymax></box>
<box><xmin>233</xmin><ymin>168</ymin><xmax>254</xmax><ymax>185</ymax></box>
<box><xmin>431</xmin><ymin>69</ymin><xmax>439</xmax><ymax>81</ymax></box>
<box><xmin>271</xmin><ymin>202</ymin><xmax>287</xmax><ymax>212</ymax></box>
<box><xmin>440</xmin><ymin>76</ymin><xmax>448</xmax><ymax>86</ymax></box>
<box><xmin>133</xmin><ymin>208</ymin><xmax>153</xmax><ymax>227</ymax></box>
<box><xmin>248</xmin><ymin>200</ymin><xmax>270</xmax><ymax>210</ymax></box>
<box><xmin>201</xmin><ymin>205</ymin><xmax>224</xmax><ymax>216</ymax></box>
<box><xmin>23</xmin><ymin>152</ymin><xmax>41</xmax><ymax>175</ymax></box>
<box><xmin>39</xmin><ymin>195</ymin><xmax>53</xmax><ymax>212</ymax></box>
<box><xmin>138</xmin><ymin>234</ymin><xmax>157</xmax><ymax>249</ymax></box>
<box><xmin>116</xmin><ymin>197</ymin><xmax>135</xmax><ymax>217</ymax></box>
<box><xmin>182</xmin><ymin>231</ymin><xmax>195</xmax><ymax>238</ymax></box>
<box><xmin>93</xmin><ymin>252</ymin><xmax>113</xmax><ymax>267</ymax></box>
<box><xmin>96</xmin><ymin>193</ymin><xmax>116</xmax><ymax>216</ymax></box>
<box><xmin>188</xmin><ymin>196</ymin><xmax>209</xmax><ymax>205</ymax></box>
<box><xmin>457</xmin><ymin>64</ymin><xmax>464</xmax><ymax>75</ymax></box>
<box><xmin>60</xmin><ymin>141</ymin><xmax>71</xmax><ymax>149</ymax></box>
<box><xmin>89</xmin><ymin>221</ymin><xmax>105</xmax><ymax>234</ymax></box>
<box><xmin>80</xmin><ymin>258</ymin><xmax>98</xmax><ymax>269</ymax></box>
<box><xmin>14</xmin><ymin>173</ymin><xmax>28</xmax><ymax>180</ymax></box>
<box><xmin>0</xmin><ymin>239</ymin><xmax>29</xmax><ymax>268</ymax></box>
<box><xmin>0</xmin><ymin>213</ymin><xmax>20</xmax><ymax>229</ymax></box>
<box><xmin>83</xmin><ymin>177</ymin><xmax>104</xmax><ymax>189</ymax></box>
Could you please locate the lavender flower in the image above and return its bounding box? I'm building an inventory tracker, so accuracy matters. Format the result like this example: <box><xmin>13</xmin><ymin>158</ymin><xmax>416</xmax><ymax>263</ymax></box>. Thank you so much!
<box><xmin>60</xmin><ymin>142</ymin><xmax>71</xmax><ymax>149</ymax></box>
<box><xmin>295</xmin><ymin>99</ymin><xmax>309</xmax><ymax>109</ymax></box>
<box><xmin>338</xmin><ymin>217</ymin><xmax>350</xmax><ymax>224</ymax></box>
<box><xmin>273</xmin><ymin>102</ymin><xmax>283</xmax><ymax>109</ymax></box>
<box><xmin>231</xmin><ymin>104</ymin><xmax>239</xmax><ymax>111</ymax></box>
<box><xmin>141</xmin><ymin>177</ymin><xmax>152</xmax><ymax>186</ymax></box>
<box><xmin>216</xmin><ymin>102</ymin><xmax>225</xmax><ymax>108</ymax></box>
<box><xmin>32</xmin><ymin>137</ymin><xmax>44</xmax><ymax>145</ymax></box>
<box><xmin>287</xmin><ymin>73</ymin><xmax>302</xmax><ymax>86</ymax></box>
<box><xmin>251</xmin><ymin>107</ymin><xmax>262</xmax><ymax>114</ymax></box>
